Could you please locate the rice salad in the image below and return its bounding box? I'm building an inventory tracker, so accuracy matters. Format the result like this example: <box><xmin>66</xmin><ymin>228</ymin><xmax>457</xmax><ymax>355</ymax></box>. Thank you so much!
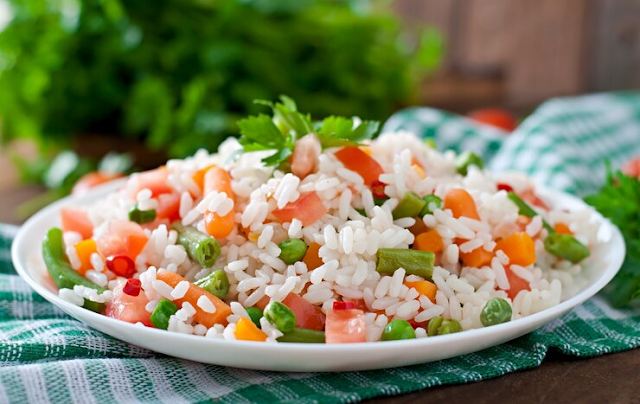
<box><xmin>43</xmin><ymin>98</ymin><xmax>600</xmax><ymax>344</ymax></box>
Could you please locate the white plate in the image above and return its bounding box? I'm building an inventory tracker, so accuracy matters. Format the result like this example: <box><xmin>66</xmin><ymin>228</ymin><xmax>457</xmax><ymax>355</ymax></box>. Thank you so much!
<box><xmin>12</xmin><ymin>182</ymin><xmax>625</xmax><ymax>372</ymax></box>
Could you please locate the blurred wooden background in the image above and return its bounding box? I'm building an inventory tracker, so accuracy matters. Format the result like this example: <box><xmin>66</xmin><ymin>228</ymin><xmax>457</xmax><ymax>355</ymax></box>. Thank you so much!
<box><xmin>394</xmin><ymin>0</ymin><xmax>640</xmax><ymax>113</ymax></box>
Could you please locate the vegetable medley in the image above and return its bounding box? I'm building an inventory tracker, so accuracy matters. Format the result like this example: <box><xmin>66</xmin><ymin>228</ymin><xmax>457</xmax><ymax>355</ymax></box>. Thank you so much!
<box><xmin>43</xmin><ymin>98</ymin><xmax>599</xmax><ymax>344</ymax></box>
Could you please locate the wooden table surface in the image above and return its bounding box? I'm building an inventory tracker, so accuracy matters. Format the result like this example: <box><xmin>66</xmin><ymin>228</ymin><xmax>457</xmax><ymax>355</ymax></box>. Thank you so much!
<box><xmin>1</xmin><ymin>163</ymin><xmax>637</xmax><ymax>404</ymax></box>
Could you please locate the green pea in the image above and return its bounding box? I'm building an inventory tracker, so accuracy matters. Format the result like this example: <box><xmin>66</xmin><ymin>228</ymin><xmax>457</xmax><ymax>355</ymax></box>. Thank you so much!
<box><xmin>427</xmin><ymin>315</ymin><xmax>462</xmax><ymax>336</ymax></box>
<box><xmin>419</xmin><ymin>194</ymin><xmax>443</xmax><ymax>216</ymax></box>
<box><xmin>245</xmin><ymin>307</ymin><xmax>263</xmax><ymax>328</ymax></box>
<box><xmin>480</xmin><ymin>298</ymin><xmax>512</xmax><ymax>327</ymax></box>
<box><xmin>381</xmin><ymin>319</ymin><xmax>416</xmax><ymax>341</ymax></box>
<box><xmin>278</xmin><ymin>239</ymin><xmax>308</xmax><ymax>265</ymax></box>
<box><xmin>263</xmin><ymin>301</ymin><xmax>296</xmax><ymax>333</ymax></box>
<box><xmin>544</xmin><ymin>233</ymin><xmax>590</xmax><ymax>263</ymax></box>
<box><xmin>455</xmin><ymin>151</ymin><xmax>484</xmax><ymax>176</ymax></box>
<box><xmin>439</xmin><ymin>319</ymin><xmax>462</xmax><ymax>335</ymax></box>
<box><xmin>128</xmin><ymin>204</ymin><xmax>156</xmax><ymax>224</ymax></box>
<box><xmin>194</xmin><ymin>270</ymin><xmax>229</xmax><ymax>299</ymax></box>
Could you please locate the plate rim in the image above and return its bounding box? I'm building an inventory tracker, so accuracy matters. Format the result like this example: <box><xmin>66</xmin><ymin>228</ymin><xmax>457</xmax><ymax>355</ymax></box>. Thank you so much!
<box><xmin>11</xmin><ymin>181</ymin><xmax>626</xmax><ymax>357</ymax></box>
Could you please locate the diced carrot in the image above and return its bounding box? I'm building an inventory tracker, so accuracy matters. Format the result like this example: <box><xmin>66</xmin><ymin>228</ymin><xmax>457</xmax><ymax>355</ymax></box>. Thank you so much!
<box><xmin>460</xmin><ymin>247</ymin><xmax>494</xmax><ymax>268</ymax></box>
<box><xmin>303</xmin><ymin>242</ymin><xmax>323</xmax><ymax>271</ymax></box>
<box><xmin>75</xmin><ymin>239</ymin><xmax>98</xmax><ymax>275</ymax></box>
<box><xmin>412</xmin><ymin>164</ymin><xmax>426</xmax><ymax>179</ymax></box>
<box><xmin>156</xmin><ymin>271</ymin><xmax>232</xmax><ymax>328</ymax></box>
<box><xmin>444</xmin><ymin>189</ymin><xmax>480</xmax><ymax>220</ymax></box>
<box><xmin>404</xmin><ymin>281</ymin><xmax>437</xmax><ymax>302</ymax></box>
<box><xmin>408</xmin><ymin>218</ymin><xmax>429</xmax><ymax>236</ymax></box>
<box><xmin>516</xmin><ymin>215</ymin><xmax>532</xmax><ymax>231</ymax></box>
<box><xmin>234</xmin><ymin>317</ymin><xmax>267</xmax><ymax>342</ymax></box>
<box><xmin>413</xmin><ymin>230</ymin><xmax>444</xmax><ymax>254</ymax></box>
<box><xmin>334</xmin><ymin>147</ymin><xmax>383</xmax><ymax>186</ymax></box>
<box><xmin>192</xmin><ymin>164</ymin><xmax>216</xmax><ymax>192</ymax></box>
<box><xmin>554</xmin><ymin>223</ymin><xmax>573</xmax><ymax>235</ymax></box>
<box><xmin>203</xmin><ymin>167</ymin><xmax>236</xmax><ymax>239</ymax></box>
<box><xmin>272</xmin><ymin>192</ymin><xmax>328</xmax><ymax>226</ymax></box>
<box><xmin>61</xmin><ymin>208</ymin><xmax>93</xmax><ymax>239</ymax></box>
<box><xmin>495</xmin><ymin>232</ymin><xmax>536</xmax><ymax>267</ymax></box>
<box><xmin>505</xmin><ymin>267</ymin><xmax>531</xmax><ymax>299</ymax></box>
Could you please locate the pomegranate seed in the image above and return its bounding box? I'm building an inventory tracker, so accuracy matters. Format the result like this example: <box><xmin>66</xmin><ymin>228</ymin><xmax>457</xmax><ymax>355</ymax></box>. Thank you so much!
<box><xmin>497</xmin><ymin>183</ymin><xmax>513</xmax><ymax>192</ymax></box>
<box><xmin>106</xmin><ymin>255</ymin><xmax>136</xmax><ymax>278</ymax></box>
<box><xmin>370</xmin><ymin>180</ymin><xmax>387</xmax><ymax>199</ymax></box>
<box><xmin>333</xmin><ymin>301</ymin><xmax>355</xmax><ymax>311</ymax></box>
<box><xmin>123</xmin><ymin>278</ymin><xmax>142</xmax><ymax>297</ymax></box>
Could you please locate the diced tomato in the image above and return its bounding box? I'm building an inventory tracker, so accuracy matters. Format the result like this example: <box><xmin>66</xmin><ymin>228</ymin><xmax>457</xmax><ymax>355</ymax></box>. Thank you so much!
<box><xmin>272</xmin><ymin>192</ymin><xmax>328</xmax><ymax>226</ymax></box>
<box><xmin>334</xmin><ymin>147</ymin><xmax>384</xmax><ymax>186</ymax></box>
<box><xmin>333</xmin><ymin>301</ymin><xmax>355</xmax><ymax>310</ymax></box>
<box><xmin>505</xmin><ymin>267</ymin><xmax>531</xmax><ymax>300</ymax></box>
<box><xmin>519</xmin><ymin>188</ymin><xmax>549</xmax><ymax>210</ymax></box>
<box><xmin>61</xmin><ymin>208</ymin><xmax>93</xmax><ymax>239</ymax></box>
<box><xmin>72</xmin><ymin>172</ymin><xmax>124</xmax><ymax>196</ymax></box>
<box><xmin>105</xmin><ymin>280</ymin><xmax>152</xmax><ymax>326</ymax></box>
<box><xmin>282</xmin><ymin>293</ymin><xmax>326</xmax><ymax>331</ymax></box>
<box><xmin>622</xmin><ymin>157</ymin><xmax>640</xmax><ymax>178</ymax></box>
<box><xmin>131</xmin><ymin>168</ymin><xmax>173</xmax><ymax>197</ymax></box>
<box><xmin>95</xmin><ymin>220</ymin><xmax>148</xmax><ymax>260</ymax></box>
<box><xmin>467</xmin><ymin>108</ymin><xmax>518</xmax><ymax>132</ymax></box>
<box><xmin>156</xmin><ymin>193</ymin><xmax>181</xmax><ymax>222</ymax></box>
<box><xmin>325</xmin><ymin>309</ymin><xmax>366</xmax><ymax>344</ymax></box>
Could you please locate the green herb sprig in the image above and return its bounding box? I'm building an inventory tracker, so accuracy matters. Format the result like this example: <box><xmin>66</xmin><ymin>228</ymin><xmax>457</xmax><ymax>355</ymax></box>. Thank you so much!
<box><xmin>584</xmin><ymin>166</ymin><xmax>640</xmax><ymax>307</ymax></box>
<box><xmin>237</xmin><ymin>96</ymin><xmax>379</xmax><ymax>167</ymax></box>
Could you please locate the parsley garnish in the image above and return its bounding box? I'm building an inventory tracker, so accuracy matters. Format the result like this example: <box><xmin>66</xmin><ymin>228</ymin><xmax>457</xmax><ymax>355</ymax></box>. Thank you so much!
<box><xmin>584</xmin><ymin>164</ymin><xmax>640</xmax><ymax>307</ymax></box>
<box><xmin>237</xmin><ymin>96</ymin><xmax>379</xmax><ymax>166</ymax></box>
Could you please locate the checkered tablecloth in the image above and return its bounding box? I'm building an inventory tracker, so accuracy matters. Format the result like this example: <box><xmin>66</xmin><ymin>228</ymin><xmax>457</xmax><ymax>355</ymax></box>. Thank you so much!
<box><xmin>1</xmin><ymin>93</ymin><xmax>639</xmax><ymax>403</ymax></box>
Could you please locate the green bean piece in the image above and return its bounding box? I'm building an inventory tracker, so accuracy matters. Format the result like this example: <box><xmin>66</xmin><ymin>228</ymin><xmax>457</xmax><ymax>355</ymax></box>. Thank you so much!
<box><xmin>507</xmin><ymin>192</ymin><xmax>554</xmax><ymax>232</ymax></box>
<box><xmin>419</xmin><ymin>194</ymin><xmax>443</xmax><ymax>216</ymax></box>
<box><xmin>381</xmin><ymin>319</ymin><xmax>416</xmax><ymax>341</ymax></box>
<box><xmin>392</xmin><ymin>192</ymin><xmax>427</xmax><ymax>220</ymax></box>
<box><xmin>42</xmin><ymin>227</ymin><xmax>107</xmax><ymax>313</ymax></box>
<box><xmin>480</xmin><ymin>298</ymin><xmax>513</xmax><ymax>327</ymax></box>
<box><xmin>355</xmin><ymin>208</ymin><xmax>367</xmax><ymax>217</ymax></box>
<box><xmin>544</xmin><ymin>233</ymin><xmax>590</xmax><ymax>263</ymax></box>
<box><xmin>455</xmin><ymin>151</ymin><xmax>484</xmax><ymax>176</ymax></box>
<box><xmin>263</xmin><ymin>301</ymin><xmax>296</xmax><ymax>333</ymax></box>
<box><xmin>194</xmin><ymin>270</ymin><xmax>229</xmax><ymax>299</ymax></box>
<box><xmin>376</xmin><ymin>248</ymin><xmax>434</xmax><ymax>279</ymax></box>
<box><xmin>427</xmin><ymin>316</ymin><xmax>462</xmax><ymax>336</ymax></box>
<box><xmin>277</xmin><ymin>328</ymin><xmax>326</xmax><ymax>343</ymax></box>
<box><xmin>150</xmin><ymin>299</ymin><xmax>179</xmax><ymax>330</ymax></box>
<box><xmin>245</xmin><ymin>307</ymin><xmax>264</xmax><ymax>328</ymax></box>
<box><xmin>128</xmin><ymin>204</ymin><xmax>157</xmax><ymax>224</ymax></box>
<box><xmin>172</xmin><ymin>222</ymin><xmax>221</xmax><ymax>267</ymax></box>
<box><xmin>507</xmin><ymin>192</ymin><xmax>590</xmax><ymax>262</ymax></box>
<box><xmin>278</xmin><ymin>239</ymin><xmax>308</xmax><ymax>265</ymax></box>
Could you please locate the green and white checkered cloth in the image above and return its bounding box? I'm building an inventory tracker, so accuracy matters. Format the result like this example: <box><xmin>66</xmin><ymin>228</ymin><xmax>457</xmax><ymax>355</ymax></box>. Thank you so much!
<box><xmin>1</xmin><ymin>93</ymin><xmax>639</xmax><ymax>403</ymax></box>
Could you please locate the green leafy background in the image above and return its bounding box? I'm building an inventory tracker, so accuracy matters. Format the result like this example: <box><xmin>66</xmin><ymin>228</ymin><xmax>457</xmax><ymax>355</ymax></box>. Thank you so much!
<box><xmin>0</xmin><ymin>0</ymin><xmax>441</xmax><ymax>158</ymax></box>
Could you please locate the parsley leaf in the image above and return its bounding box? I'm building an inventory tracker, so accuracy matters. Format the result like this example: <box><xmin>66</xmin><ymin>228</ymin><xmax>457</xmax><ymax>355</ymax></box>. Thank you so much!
<box><xmin>584</xmin><ymin>165</ymin><xmax>640</xmax><ymax>307</ymax></box>
<box><xmin>237</xmin><ymin>96</ymin><xmax>380</xmax><ymax>167</ymax></box>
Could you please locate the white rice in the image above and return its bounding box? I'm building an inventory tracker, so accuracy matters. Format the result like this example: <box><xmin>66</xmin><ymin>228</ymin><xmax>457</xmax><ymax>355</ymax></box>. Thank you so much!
<box><xmin>62</xmin><ymin>131</ymin><xmax>601</xmax><ymax>342</ymax></box>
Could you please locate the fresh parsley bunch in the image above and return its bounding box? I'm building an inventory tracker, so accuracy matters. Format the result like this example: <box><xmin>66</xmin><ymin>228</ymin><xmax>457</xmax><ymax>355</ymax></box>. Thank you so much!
<box><xmin>584</xmin><ymin>166</ymin><xmax>640</xmax><ymax>307</ymax></box>
<box><xmin>237</xmin><ymin>96</ymin><xmax>379</xmax><ymax>167</ymax></box>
